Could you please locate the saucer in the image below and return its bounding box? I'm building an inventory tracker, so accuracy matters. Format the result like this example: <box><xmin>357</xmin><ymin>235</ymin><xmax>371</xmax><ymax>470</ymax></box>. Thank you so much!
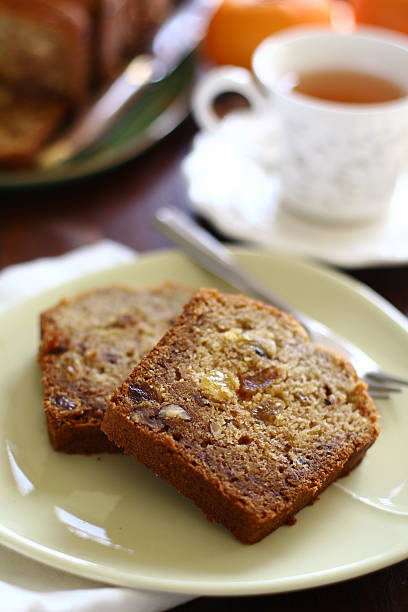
<box><xmin>183</xmin><ymin>110</ymin><xmax>408</xmax><ymax>269</ymax></box>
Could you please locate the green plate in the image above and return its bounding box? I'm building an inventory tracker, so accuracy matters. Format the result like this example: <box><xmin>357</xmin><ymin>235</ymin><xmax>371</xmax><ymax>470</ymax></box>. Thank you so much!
<box><xmin>0</xmin><ymin>55</ymin><xmax>195</xmax><ymax>189</ymax></box>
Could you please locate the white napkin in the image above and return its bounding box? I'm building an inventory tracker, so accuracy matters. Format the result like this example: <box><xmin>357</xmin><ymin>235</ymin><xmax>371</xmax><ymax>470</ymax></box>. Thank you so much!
<box><xmin>0</xmin><ymin>241</ymin><xmax>193</xmax><ymax>612</ymax></box>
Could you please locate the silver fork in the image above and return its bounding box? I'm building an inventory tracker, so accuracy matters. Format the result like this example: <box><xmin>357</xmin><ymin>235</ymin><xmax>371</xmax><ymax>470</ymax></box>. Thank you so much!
<box><xmin>155</xmin><ymin>207</ymin><xmax>408</xmax><ymax>399</ymax></box>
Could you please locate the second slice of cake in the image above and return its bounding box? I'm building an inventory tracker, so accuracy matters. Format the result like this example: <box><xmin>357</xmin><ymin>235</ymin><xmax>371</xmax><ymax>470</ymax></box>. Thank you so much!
<box><xmin>102</xmin><ymin>289</ymin><xmax>379</xmax><ymax>544</ymax></box>
<box><xmin>39</xmin><ymin>283</ymin><xmax>195</xmax><ymax>454</ymax></box>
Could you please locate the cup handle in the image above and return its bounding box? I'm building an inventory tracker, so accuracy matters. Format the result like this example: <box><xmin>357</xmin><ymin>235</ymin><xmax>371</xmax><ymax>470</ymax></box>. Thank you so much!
<box><xmin>192</xmin><ymin>66</ymin><xmax>268</xmax><ymax>132</ymax></box>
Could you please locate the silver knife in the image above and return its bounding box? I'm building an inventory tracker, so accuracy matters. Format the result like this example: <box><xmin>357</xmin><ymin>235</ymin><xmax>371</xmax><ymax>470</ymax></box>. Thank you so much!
<box><xmin>38</xmin><ymin>0</ymin><xmax>218</xmax><ymax>168</ymax></box>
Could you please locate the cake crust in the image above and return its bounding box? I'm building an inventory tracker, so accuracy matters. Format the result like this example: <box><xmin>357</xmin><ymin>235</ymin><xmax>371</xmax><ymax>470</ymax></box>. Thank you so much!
<box><xmin>102</xmin><ymin>289</ymin><xmax>380</xmax><ymax>544</ymax></box>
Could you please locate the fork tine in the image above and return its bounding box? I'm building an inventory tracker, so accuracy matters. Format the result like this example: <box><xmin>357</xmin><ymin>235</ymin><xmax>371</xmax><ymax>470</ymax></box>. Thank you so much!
<box><xmin>369</xmin><ymin>390</ymin><xmax>392</xmax><ymax>399</ymax></box>
<box><xmin>365</xmin><ymin>371</ymin><xmax>408</xmax><ymax>386</ymax></box>
<box><xmin>366</xmin><ymin>383</ymin><xmax>403</xmax><ymax>395</ymax></box>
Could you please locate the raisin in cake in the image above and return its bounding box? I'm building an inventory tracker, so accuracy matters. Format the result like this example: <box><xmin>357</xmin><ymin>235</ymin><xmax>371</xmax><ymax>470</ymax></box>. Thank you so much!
<box><xmin>102</xmin><ymin>289</ymin><xmax>379</xmax><ymax>544</ymax></box>
<box><xmin>39</xmin><ymin>283</ymin><xmax>195</xmax><ymax>454</ymax></box>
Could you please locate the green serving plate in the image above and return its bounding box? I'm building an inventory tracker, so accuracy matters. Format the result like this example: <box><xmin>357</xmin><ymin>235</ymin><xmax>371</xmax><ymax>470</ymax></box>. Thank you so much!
<box><xmin>0</xmin><ymin>54</ymin><xmax>196</xmax><ymax>189</ymax></box>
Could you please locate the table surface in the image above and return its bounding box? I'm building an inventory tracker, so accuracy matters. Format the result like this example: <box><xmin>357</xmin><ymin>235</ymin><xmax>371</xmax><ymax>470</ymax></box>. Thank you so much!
<box><xmin>0</xmin><ymin>116</ymin><xmax>407</xmax><ymax>611</ymax></box>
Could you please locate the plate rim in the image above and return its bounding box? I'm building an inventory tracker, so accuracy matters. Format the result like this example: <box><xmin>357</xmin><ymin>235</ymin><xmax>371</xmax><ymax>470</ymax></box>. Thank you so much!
<box><xmin>2</xmin><ymin>247</ymin><xmax>407</xmax><ymax>333</ymax></box>
<box><xmin>0</xmin><ymin>248</ymin><xmax>407</xmax><ymax>595</ymax></box>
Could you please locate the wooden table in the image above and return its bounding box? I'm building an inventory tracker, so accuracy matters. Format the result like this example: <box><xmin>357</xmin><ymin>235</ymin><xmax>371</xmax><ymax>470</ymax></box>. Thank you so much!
<box><xmin>0</xmin><ymin>116</ymin><xmax>407</xmax><ymax>611</ymax></box>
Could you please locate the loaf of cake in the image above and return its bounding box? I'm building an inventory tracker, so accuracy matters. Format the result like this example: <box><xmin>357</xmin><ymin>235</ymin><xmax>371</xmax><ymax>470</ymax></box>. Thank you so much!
<box><xmin>99</xmin><ymin>0</ymin><xmax>173</xmax><ymax>82</ymax></box>
<box><xmin>38</xmin><ymin>283</ymin><xmax>195</xmax><ymax>454</ymax></box>
<box><xmin>0</xmin><ymin>0</ymin><xmax>175</xmax><ymax>167</ymax></box>
<box><xmin>102</xmin><ymin>289</ymin><xmax>380</xmax><ymax>544</ymax></box>
<box><xmin>0</xmin><ymin>0</ymin><xmax>174</xmax><ymax>103</ymax></box>
<box><xmin>124</xmin><ymin>0</ymin><xmax>173</xmax><ymax>52</ymax></box>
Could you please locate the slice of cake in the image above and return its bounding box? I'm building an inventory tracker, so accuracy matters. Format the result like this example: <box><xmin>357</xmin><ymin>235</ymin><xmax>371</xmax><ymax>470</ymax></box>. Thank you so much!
<box><xmin>38</xmin><ymin>283</ymin><xmax>195</xmax><ymax>454</ymax></box>
<box><xmin>0</xmin><ymin>86</ymin><xmax>67</xmax><ymax>168</ymax></box>
<box><xmin>102</xmin><ymin>288</ymin><xmax>379</xmax><ymax>544</ymax></box>
<box><xmin>98</xmin><ymin>0</ymin><xmax>174</xmax><ymax>82</ymax></box>
<box><xmin>0</xmin><ymin>0</ymin><xmax>91</xmax><ymax>106</ymax></box>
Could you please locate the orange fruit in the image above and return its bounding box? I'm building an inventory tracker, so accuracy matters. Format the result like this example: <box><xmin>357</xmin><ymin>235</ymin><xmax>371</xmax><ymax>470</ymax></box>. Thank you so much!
<box><xmin>352</xmin><ymin>0</ymin><xmax>408</xmax><ymax>35</ymax></box>
<box><xmin>203</xmin><ymin>0</ymin><xmax>333</xmax><ymax>69</ymax></box>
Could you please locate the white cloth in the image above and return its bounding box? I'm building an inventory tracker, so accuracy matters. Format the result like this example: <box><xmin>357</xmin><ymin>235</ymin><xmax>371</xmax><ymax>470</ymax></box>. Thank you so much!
<box><xmin>0</xmin><ymin>241</ymin><xmax>193</xmax><ymax>612</ymax></box>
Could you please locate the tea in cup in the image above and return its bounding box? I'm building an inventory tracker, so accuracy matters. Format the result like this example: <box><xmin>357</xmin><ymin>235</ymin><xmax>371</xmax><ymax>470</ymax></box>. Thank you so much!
<box><xmin>193</xmin><ymin>26</ymin><xmax>408</xmax><ymax>225</ymax></box>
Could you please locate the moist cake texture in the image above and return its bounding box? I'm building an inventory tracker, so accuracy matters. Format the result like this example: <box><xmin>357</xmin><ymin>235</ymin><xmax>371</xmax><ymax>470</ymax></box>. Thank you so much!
<box><xmin>102</xmin><ymin>288</ymin><xmax>379</xmax><ymax>544</ymax></box>
<box><xmin>39</xmin><ymin>283</ymin><xmax>195</xmax><ymax>454</ymax></box>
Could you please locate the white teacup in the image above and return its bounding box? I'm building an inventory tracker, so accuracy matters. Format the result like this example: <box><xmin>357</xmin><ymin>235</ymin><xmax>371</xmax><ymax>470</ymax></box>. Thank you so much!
<box><xmin>193</xmin><ymin>26</ymin><xmax>408</xmax><ymax>226</ymax></box>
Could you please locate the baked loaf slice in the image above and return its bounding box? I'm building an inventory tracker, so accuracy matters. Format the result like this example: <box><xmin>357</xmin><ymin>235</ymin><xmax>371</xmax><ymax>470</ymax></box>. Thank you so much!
<box><xmin>98</xmin><ymin>0</ymin><xmax>174</xmax><ymax>82</ymax></box>
<box><xmin>0</xmin><ymin>0</ymin><xmax>91</xmax><ymax>106</ymax></box>
<box><xmin>0</xmin><ymin>86</ymin><xmax>67</xmax><ymax>167</ymax></box>
<box><xmin>123</xmin><ymin>0</ymin><xmax>173</xmax><ymax>53</ymax></box>
<box><xmin>0</xmin><ymin>0</ymin><xmax>175</xmax><ymax>166</ymax></box>
<box><xmin>39</xmin><ymin>283</ymin><xmax>195</xmax><ymax>454</ymax></box>
<box><xmin>0</xmin><ymin>0</ymin><xmax>174</xmax><ymax>101</ymax></box>
<box><xmin>102</xmin><ymin>289</ymin><xmax>379</xmax><ymax>544</ymax></box>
